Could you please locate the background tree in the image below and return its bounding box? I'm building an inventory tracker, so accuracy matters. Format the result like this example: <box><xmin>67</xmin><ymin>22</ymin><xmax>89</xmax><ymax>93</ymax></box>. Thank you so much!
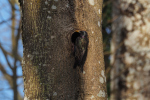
<box><xmin>111</xmin><ymin>0</ymin><xmax>150</xmax><ymax>100</ymax></box>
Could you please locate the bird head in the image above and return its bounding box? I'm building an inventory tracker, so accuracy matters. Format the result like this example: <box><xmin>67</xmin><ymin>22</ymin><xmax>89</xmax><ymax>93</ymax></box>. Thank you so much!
<box><xmin>79</xmin><ymin>31</ymin><xmax>87</xmax><ymax>38</ymax></box>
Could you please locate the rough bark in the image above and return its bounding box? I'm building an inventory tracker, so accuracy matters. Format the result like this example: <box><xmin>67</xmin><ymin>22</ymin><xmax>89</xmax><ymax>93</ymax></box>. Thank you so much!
<box><xmin>21</xmin><ymin>0</ymin><xmax>106</xmax><ymax>100</ymax></box>
<box><xmin>111</xmin><ymin>0</ymin><xmax>150</xmax><ymax>100</ymax></box>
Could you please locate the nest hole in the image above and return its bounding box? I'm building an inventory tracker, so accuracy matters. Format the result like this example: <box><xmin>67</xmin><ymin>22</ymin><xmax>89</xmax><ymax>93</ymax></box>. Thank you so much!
<box><xmin>71</xmin><ymin>32</ymin><xmax>80</xmax><ymax>44</ymax></box>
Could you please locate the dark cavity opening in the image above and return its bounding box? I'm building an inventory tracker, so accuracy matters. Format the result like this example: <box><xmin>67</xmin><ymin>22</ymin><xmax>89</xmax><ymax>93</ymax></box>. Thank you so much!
<box><xmin>71</xmin><ymin>32</ymin><xmax>80</xmax><ymax>44</ymax></box>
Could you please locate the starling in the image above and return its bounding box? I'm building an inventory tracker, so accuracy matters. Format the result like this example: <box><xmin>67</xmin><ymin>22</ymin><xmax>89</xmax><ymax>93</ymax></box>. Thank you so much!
<box><xmin>73</xmin><ymin>31</ymin><xmax>89</xmax><ymax>72</ymax></box>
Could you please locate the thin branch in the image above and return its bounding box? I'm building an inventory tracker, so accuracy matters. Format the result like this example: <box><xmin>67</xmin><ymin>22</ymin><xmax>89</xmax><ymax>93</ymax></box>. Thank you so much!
<box><xmin>0</xmin><ymin>63</ymin><xmax>12</xmax><ymax>80</ymax></box>
<box><xmin>0</xmin><ymin>43</ymin><xmax>13</xmax><ymax>70</ymax></box>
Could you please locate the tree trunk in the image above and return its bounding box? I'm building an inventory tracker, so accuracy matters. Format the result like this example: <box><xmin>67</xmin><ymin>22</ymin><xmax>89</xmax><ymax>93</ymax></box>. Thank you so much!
<box><xmin>111</xmin><ymin>0</ymin><xmax>150</xmax><ymax>100</ymax></box>
<box><xmin>21</xmin><ymin>0</ymin><xmax>106</xmax><ymax>99</ymax></box>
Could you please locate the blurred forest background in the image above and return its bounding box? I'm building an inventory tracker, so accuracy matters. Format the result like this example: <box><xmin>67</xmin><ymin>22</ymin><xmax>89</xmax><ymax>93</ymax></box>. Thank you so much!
<box><xmin>0</xmin><ymin>0</ymin><xmax>150</xmax><ymax>100</ymax></box>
